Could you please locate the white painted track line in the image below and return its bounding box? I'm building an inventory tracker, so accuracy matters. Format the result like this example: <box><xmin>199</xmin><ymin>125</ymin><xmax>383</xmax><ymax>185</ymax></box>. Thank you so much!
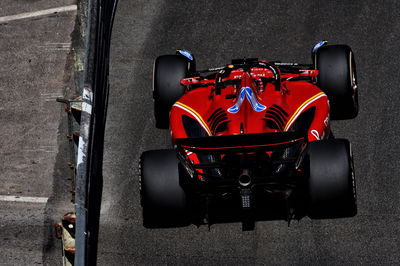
<box><xmin>0</xmin><ymin>5</ymin><xmax>77</xmax><ymax>24</ymax></box>
<box><xmin>0</xmin><ymin>195</ymin><xmax>48</xmax><ymax>204</ymax></box>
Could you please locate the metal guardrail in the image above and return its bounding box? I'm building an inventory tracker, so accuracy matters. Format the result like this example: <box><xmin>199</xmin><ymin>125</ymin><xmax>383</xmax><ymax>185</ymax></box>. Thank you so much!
<box><xmin>54</xmin><ymin>0</ymin><xmax>118</xmax><ymax>265</ymax></box>
<box><xmin>75</xmin><ymin>0</ymin><xmax>118</xmax><ymax>265</ymax></box>
<box><xmin>55</xmin><ymin>1</ymin><xmax>117</xmax><ymax>264</ymax></box>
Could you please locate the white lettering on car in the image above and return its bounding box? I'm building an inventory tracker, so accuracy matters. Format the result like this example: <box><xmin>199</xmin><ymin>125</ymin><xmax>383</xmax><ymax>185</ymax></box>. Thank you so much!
<box><xmin>311</xmin><ymin>129</ymin><xmax>321</xmax><ymax>140</ymax></box>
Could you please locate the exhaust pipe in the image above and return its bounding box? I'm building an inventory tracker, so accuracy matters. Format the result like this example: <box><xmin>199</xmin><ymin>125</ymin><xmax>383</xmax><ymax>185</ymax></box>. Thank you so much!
<box><xmin>238</xmin><ymin>169</ymin><xmax>252</xmax><ymax>187</ymax></box>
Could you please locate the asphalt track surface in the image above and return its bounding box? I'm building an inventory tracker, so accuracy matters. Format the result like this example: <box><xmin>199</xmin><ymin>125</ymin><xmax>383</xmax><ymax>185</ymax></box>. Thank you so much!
<box><xmin>0</xmin><ymin>1</ymin><xmax>76</xmax><ymax>265</ymax></box>
<box><xmin>98</xmin><ymin>1</ymin><xmax>400</xmax><ymax>265</ymax></box>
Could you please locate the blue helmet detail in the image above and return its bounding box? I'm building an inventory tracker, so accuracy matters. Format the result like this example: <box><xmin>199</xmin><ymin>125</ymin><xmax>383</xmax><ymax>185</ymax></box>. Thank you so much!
<box><xmin>312</xmin><ymin>40</ymin><xmax>328</xmax><ymax>53</ymax></box>
<box><xmin>177</xmin><ymin>49</ymin><xmax>194</xmax><ymax>60</ymax></box>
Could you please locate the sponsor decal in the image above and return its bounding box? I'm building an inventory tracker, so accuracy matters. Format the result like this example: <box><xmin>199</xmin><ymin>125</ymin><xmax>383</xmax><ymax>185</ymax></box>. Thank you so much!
<box><xmin>310</xmin><ymin>129</ymin><xmax>320</xmax><ymax>140</ymax></box>
<box><xmin>227</xmin><ymin>87</ymin><xmax>266</xmax><ymax>113</ymax></box>
<box><xmin>324</xmin><ymin>114</ymin><xmax>330</xmax><ymax>127</ymax></box>
<box><xmin>310</xmin><ymin>129</ymin><xmax>327</xmax><ymax>140</ymax></box>
<box><xmin>177</xmin><ymin>49</ymin><xmax>194</xmax><ymax>60</ymax></box>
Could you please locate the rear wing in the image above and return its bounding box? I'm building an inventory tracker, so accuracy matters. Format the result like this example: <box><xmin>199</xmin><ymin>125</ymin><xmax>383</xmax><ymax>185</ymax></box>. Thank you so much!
<box><xmin>175</xmin><ymin>132</ymin><xmax>306</xmax><ymax>154</ymax></box>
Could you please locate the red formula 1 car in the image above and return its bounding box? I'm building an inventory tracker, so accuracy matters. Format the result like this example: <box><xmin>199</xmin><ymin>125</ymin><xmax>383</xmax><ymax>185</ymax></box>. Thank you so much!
<box><xmin>140</xmin><ymin>42</ymin><xmax>358</xmax><ymax>230</ymax></box>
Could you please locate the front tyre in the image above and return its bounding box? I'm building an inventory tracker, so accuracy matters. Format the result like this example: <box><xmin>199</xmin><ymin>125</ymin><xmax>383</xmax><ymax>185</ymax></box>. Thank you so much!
<box><xmin>153</xmin><ymin>55</ymin><xmax>192</xmax><ymax>129</ymax></box>
<box><xmin>307</xmin><ymin>139</ymin><xmax>357</xmax><ymax>219</ymax></box>
<box><xmin>314</xmin><ymin>45</ymin><xmax>359</xmax><ymax>120</ymax></box>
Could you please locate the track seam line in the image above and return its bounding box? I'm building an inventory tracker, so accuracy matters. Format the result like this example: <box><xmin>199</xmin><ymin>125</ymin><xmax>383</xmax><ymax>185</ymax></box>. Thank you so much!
<box><xmin>0</xmin><ymin>5</ymin><xmax>77</xmax><ymax>24</ymax></box>
<box><xmin>0</xmin><ymin>195</ymin><xmax>48</xmax><ymax>203</ymax></box>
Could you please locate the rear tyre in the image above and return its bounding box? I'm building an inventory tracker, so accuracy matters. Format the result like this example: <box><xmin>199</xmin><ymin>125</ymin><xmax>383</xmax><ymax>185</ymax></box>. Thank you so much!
<box><xmin>153</xmin><ymin>55</ymin><xmax>192</xmax><ymax>129</ymax></box>
<box><xmin>307</xmin><ymin>139</ymin><xmax>357</xmax><ymax>219</ymax></box>
<box><xmin>140</xmin><ymin>149</ymin><xmax>189</xmax><ymax>228</ymax></box>
<box><xmin>314</xmin><ymin>45</ymin><xmax>358</xmax><ymax>120</ymax></box>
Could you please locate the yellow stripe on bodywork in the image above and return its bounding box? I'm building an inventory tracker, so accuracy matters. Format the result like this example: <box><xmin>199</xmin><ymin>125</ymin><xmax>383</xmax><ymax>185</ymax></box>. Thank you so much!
<box><xmin>284</xmin><ymin>92</ymin><xmax>326</xmax><ymax>131</ymax></box>
<box><xmin>174</xmin><ymin>101</ymin><xmax>212</xmax><ymax>135</ymax></box>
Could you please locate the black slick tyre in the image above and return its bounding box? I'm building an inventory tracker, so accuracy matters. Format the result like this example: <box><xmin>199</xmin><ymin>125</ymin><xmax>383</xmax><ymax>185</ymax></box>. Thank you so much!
<box><xmin>315</xmin><ymin>45</ymin><xmax>358</xmax><ymax>120</ymax></box>
<box><xmin>307</xmin><ymin>139</ymin><xmax>357</xmax><ymax>219</ymax></box>
<box><xmin>140</xmin><ymin>149</ymin><xmax>189</xmax><ymax>228</ymax></box>
<box><xmin>153</xmin><ymin>55</ymin><xmax>191</xmax><ymax>129</ymax></box>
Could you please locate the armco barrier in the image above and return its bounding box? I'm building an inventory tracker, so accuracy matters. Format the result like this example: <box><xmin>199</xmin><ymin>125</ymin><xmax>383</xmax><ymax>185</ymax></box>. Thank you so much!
<box><xmin>75</xmin><ymin>0</ymin><xmax>118</xmax><ymax>265</ymax></box>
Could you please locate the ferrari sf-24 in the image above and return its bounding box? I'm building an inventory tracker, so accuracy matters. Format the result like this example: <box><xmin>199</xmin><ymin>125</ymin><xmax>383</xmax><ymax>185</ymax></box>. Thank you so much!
<box><xmin>140</xmin><ymin>42</ymin><xmax>358</xmax><ymax>230</ymax></box>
